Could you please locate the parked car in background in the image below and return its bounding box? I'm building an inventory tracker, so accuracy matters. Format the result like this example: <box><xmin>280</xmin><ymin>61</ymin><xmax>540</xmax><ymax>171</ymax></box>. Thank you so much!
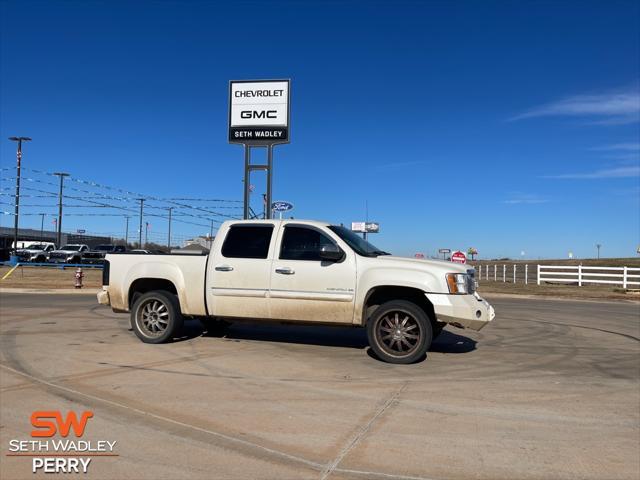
<box><xmin>130</xmin><ymin>249</ymin><xmax>151</xmax><ymax>254</ymax></box>
<box><xmin>16</xmin><ymin>242</ymin><xmax>56</xmax><ymax>263</ymax></box>
<box><xmin>83</xmin><ymin>244</ymin><xmax>126</xmax><ymax>264</ymax></box>
<box><xmin>47</xmin><ymin>244</ymin><xmax>90</xmax><ymax>264</ymax></box>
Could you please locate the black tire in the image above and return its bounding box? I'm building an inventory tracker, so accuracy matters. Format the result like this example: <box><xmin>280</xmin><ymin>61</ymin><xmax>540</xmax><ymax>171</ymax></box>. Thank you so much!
<box><xmin>130</xmin><ymin>291</ymin><xmax>183</xmax><ymax>344</ymax></box>
<box><xmin>199</xmin><ymin>317</ymin><xmax>231</xmax><ymax>336</ymax></box>
<box><xmin>366</xmin><ymin>300</ymin><xmax>432</xmax><ymax>364</ymax></box>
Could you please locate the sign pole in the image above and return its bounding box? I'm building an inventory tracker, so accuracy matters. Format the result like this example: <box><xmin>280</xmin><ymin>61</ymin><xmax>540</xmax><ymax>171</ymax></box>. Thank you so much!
<box><xmin>243</xmin><ymin>145</ymin><xmax>251</xmax><ymax>220</ymax></box>
<box><xmin>266</xmin><ymin>144</ymin><xmax>273</xmax><ymax>219</ymax></box>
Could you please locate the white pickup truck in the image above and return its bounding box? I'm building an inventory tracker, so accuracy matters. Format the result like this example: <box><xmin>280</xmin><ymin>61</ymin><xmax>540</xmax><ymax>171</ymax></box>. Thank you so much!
<box><xmin>98</xmin><ymin>220</ymin><xmax>495</xmax><ymax>363</ymax></box>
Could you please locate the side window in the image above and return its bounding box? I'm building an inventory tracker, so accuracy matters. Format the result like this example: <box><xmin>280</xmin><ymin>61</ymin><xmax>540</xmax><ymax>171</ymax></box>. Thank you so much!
<box><xmin>280</xmin><ymin>226</ymin><xmax>336</xmax><ymax>261</ymax></box>
<box><xmin>221</xmin><ymin>225</ymin><xmax>274</xmax><ymax>259</ymax></box>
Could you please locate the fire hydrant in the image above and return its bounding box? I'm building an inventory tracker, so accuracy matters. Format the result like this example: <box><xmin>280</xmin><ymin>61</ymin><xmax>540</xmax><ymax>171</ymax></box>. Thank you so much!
<box><xmin>74</xmin><ymin>267</ymin><xmax>84</xmax><ymax>289</ymax></box>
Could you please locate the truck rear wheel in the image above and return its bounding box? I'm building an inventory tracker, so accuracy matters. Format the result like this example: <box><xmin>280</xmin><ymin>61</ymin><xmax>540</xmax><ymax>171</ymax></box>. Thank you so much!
<box><xmin>131</xmin><ymin>291</ymin><xmax>183</xmax><ymax>344</ymax></box>
<box><xmin>367</xmin><ymin>300</ymin><xmax>432</xmax><ymax>364</ymax></box>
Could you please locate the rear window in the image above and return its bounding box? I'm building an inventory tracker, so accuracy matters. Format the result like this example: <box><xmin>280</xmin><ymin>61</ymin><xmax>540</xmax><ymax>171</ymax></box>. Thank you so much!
<box><xmin>221</xmin><ymin>225</ymin><xmax>274</xmax><ymax>259</ymax></box>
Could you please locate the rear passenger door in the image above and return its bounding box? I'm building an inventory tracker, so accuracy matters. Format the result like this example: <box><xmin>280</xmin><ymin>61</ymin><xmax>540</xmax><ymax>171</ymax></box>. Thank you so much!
<box><xmin>269</xmin><ymin>225</ymin><xmax>356</xmax><ymax>324</ymax></box>
<box><xmin>207</xmin><ymin>224</ymin><xmax>275</xmax><ymax>319</ymax></box>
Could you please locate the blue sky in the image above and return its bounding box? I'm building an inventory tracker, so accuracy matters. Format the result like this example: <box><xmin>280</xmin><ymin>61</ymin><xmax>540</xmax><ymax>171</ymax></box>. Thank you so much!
<box><xmin>1</xmin><ymin>0</ymin><xmax>639</xmax><ymax>258</ymax></box>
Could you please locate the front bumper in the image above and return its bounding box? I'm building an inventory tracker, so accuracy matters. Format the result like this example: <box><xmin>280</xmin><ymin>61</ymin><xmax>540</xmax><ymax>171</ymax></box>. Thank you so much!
<box><xmin>48</xmin><ymin>257</ymin><xmax>71</xmax><ymax>264</ymax></box>
<box><xmin>97</xmin><ymin>289</ymin><xmax>110</xmax><ymax>306</ymax></box>
<box><xmin>425</xmin><ymin>292</ymin><xmax>495</xmax><ymax>331</ymax></box>
<box><xmin>83</xmin><ymin>258</ymin><xmax>106</xmax><ymax>265</ymax></box>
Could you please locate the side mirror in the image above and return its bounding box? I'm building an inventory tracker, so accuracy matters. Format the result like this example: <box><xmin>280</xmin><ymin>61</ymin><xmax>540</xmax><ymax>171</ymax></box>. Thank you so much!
<box><xmin>319</xmin><ymin>244</ymin><xmax>344</xmax><ymax>262</ymax></box>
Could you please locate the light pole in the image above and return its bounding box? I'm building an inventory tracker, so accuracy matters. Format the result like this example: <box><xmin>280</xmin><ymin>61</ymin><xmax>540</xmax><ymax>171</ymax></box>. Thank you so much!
<box><xmin>124</xmin><ymin>216</ymin><xmax>129</xmax><ymax>246</ymax></box>
<box><xmin>39</xmin><ymin>213</ymin><xmax>46</xmax><ymax>241</ymax></box>
<box><xmin>8</xmin><ymin>136</ymin><xmax>31</xmax><ymax>250</ymax></box>
<box><xmin>596</xmin><ymin>243</ymin><xmax>602</xmax><ymax>259</ymax></box>
<box><xmin>137</xmin><ymin>198</ymin><xmax>145</xmax><ymax>248</ymax></box>
<box><xmin>145</xmin><ymin>222</ymin><xmax>149</xmax><ymax>247</ymax></box>
<box><xmin>209</xmin><ymin>219</ymin><xmax>214</xmax><ymax>250</ymax></box>
<box><xmin>167</xmin><ymin>207</ymin><xmax>173</xmax><ymax>249</ymax></box>
<box><xmin>53</xmin><ymin>172</ymin><xmax>69</xmax><ymax>247</ymax></box>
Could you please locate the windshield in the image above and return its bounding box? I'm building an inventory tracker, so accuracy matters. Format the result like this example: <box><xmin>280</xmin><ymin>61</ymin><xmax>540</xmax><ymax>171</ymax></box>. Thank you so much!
<box><xmin>95</xmin><ymin>245</ymin><xmax>114</xmax><ymax>251</ymax></box>
<box><xmin>61</xmin><ymin>245</ymin><xmax>82</xmax><ymax>251</ymax></box>
<box><xmin>328</xmin><ymin>225</ymin><xmax>390</xmax><ymax>257</ymax></box>
<box><xmin>24</xmin><ymin>244</ymin><xmax>45</xmax><ymax>250</ymax></box>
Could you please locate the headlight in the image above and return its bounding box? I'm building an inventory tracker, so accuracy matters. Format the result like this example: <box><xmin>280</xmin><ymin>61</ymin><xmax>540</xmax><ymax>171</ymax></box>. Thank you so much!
<box><xmin>446</xmin><ymin>273</ymin><xmax>469</xmax><ymax>294</ymax></box>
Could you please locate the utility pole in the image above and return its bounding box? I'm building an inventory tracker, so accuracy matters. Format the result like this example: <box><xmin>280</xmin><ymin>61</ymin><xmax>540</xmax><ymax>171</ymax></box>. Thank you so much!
<box><xmin>209</xmin><ymin>219</ymin><xmax>214</xmax><ymax>250</ymax></box>
<box><xmin>137</xmin><ymin>198</ymin><xmax>145</xmax><ymax>248</ymax></box>
<box><xmin>167</xmin><ymin>207</ymin><xmax>173</xmax><ymax>249</ymax></box>
<box><xmin>124</xmin><ymin>216</ymin><xmax>129</xmax><ymax>246</ymax></box>
<box><xmin>596</xmin><ymin>243</ymin><xmax>602</xmax><ymax>259</ymax></box>
<box><xmin>145</xmin><ymin>222</ymin><xmax>149</xmax><ymax>247</ymax></box>
<box><xmin>8</xmin><ymin>136</ymin><xmax>31</xmax><ymax>250</ymax></box>
<box><xmin>53</xmin><ymin>172</ymin><xmax>69</xmax><ymax>247</ymax></box>
<box><xmin>39</xmin><ymin>213</ymin><xmax>45</xmax><ymax>241</ymax></box>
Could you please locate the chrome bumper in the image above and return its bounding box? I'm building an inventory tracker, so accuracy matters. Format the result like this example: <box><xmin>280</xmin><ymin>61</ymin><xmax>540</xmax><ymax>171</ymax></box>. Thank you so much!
<box><xmin>425</xmin><ymin>292</ymin><xmax>495</xmax><ymax>331</ymax></box>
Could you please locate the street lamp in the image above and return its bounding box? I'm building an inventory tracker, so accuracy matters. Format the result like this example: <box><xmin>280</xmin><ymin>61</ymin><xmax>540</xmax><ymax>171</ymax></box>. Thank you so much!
<box><xmin>8</xmin><ymin>136</ymin><xmax>31</xmax><ymax>250</ymax></box>
<box><xmin>53</xmin><ymin>172</ymin><xmax>69</xmax><ymax>247</ymax></box>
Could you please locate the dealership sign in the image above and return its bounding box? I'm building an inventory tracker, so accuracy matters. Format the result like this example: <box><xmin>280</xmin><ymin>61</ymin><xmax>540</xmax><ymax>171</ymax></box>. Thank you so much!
<box><xmin>272</xmin><ymin>201</ymin><xmax>293</xmax><ymax>212</ymax></box>
<box><xmin>229</xmin><ymin>80</ymin><xmax>290</xmax><ymax>144</ymax></box>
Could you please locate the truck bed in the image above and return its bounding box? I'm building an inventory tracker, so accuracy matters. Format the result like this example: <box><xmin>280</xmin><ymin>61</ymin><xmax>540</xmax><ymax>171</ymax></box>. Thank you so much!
<box><xmin>105</xmin><ymin>253</ymin><xmax>209</xmax><ymax>315</ymax></box>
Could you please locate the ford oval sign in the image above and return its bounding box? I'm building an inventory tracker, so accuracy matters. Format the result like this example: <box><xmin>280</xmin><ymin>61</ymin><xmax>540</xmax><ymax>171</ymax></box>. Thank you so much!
<box><xmin>272</xmin><ymin>201</ymin><xmax>293</xmax><ymax>212</ymax></box>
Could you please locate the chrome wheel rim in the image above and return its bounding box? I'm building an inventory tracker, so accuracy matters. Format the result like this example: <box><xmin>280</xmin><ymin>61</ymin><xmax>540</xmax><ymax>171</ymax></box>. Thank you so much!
<box><xmin>136</xmin><ymin>299</ymin><xmax>170</xmax><ymax>338</ymax></box>
<box><xmin>375</xmin><ymin>310</ymin><xmax>422</xmax><ymax>357</ymax></box>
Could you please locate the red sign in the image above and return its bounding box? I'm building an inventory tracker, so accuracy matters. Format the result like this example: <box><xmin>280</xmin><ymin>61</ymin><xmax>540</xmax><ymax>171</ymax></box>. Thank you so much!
<box><xmin>414</xmin><ymin>253</ymin><xmax>425</xmax><ymax>259</ymax></box>
<box><xmin>451</xmin><ymin>251</ymin><xmax>466</xmax><ymax>264</ymax></box>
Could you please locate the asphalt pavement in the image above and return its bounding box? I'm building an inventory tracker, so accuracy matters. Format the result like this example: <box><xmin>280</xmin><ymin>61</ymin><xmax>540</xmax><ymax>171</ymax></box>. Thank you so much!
<box><xmin>1</xmin><ymin>293</ymin><xmax>638</xmax><ymax>479</ymax></box>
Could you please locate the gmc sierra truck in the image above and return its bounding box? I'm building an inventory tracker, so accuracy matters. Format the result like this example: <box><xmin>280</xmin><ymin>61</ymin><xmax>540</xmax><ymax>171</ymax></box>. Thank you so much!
<box><xmin>98</xmin><ymin>220</ymin><xmax>495</xmax><ymax>363</ymax></box>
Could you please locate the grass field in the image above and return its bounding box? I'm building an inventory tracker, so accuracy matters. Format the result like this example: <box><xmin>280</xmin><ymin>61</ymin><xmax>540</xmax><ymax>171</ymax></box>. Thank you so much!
<box><xmin>0</xmin><ymin>265</ymin><xmax>102</xmax><ymax>289</ymax></box>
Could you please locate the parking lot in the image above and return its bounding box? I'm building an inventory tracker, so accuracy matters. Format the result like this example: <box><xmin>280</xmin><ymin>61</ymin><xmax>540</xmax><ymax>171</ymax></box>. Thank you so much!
<box><xmin>1</xmin><ymin>292</ymin><xmax>639</xmax><ymax>480</ymax></box>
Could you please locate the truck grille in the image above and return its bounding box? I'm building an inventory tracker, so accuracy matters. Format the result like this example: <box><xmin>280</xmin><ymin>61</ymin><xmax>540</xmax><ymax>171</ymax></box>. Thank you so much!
<box><xmin>48</xmin><ymin>252</ymin><xmax>68</xmax><ymax>260</ymax></box>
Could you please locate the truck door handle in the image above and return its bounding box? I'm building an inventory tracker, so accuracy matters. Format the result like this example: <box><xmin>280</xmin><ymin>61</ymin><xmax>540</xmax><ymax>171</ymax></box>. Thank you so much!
<box><xmin>275</xmin><ymin>267</ymin><xmax>295</xmax><ymax>275</ymax></box>
<box><xmin>215</xmin><ymin>265</ymin><xmax>234</xmax><ymax>272</ymax></box>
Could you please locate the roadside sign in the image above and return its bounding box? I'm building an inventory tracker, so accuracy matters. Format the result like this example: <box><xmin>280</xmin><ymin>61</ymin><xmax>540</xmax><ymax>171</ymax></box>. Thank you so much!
<box><xmin>77</xmin><ymin>229</ymin><xmax>85</xmax><ymax>234</ymax></box>
<box><xmin>272</xmin><ymin>201</ymin><xmax>293</xmax><ymax>212</ymax></box>
<box><xmin>438</xmin><ymin>248</ymin><xmax>451</xmax><ymax>254</ymax></box>
<box><xmin>229</xmin><ymin>80</ymin><xmax>290</xmax><ymax>145</ymax></box>
<box><xmin>451</xmin><ymin>251</ymin><xmax>467</xmax><ymax>264</ymax></box>
<box><xmin>365</xmin><ymin>222</ymin><xmax>379</xmax><ymax>233</ymax></box>
<box><xmin>415</xmin><ymin>253</ymin><xmax>425</xmax><ymax>259</ymax></box>
<box><xmin>351</xmin><ymin>222</ymin><xmax>380</xmax><ymax>233</ymax></box>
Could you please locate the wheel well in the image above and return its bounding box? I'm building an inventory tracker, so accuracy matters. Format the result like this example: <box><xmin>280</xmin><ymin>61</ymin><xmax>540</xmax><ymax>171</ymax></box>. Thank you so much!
<box><xmin>363</xmin><ymin>286</ymin><xmax>436</xmax><ymax>325</ymax></box>
<box><xmin>129</xmin><ymin>278</ymin><xmax>178</xmax><ymax>308</ymax></box>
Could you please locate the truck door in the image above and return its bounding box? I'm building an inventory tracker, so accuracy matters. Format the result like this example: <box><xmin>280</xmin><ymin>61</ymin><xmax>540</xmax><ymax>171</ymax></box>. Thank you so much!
<box><xmin>207</xmin><ymin>223</ymin><xmax>276</xmax><ymax>319</ymax></box>
<box><xmin>269</xmin><ymin>224</ymin><xmax>356</xmax><ymax>323</ymax></box>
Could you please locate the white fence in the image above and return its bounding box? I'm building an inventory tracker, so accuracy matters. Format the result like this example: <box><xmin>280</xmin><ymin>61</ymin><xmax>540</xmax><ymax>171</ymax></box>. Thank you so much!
<box><xmin>476</xmin><ymin>264</ymin><xmax>640</xmax><ymax>288</ymax></box>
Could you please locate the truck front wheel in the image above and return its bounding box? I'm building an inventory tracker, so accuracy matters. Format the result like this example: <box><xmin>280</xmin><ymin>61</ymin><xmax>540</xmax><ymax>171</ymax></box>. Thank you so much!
<box><xmin>366</xmin><ymin>300</ymin><xmax>432</xmax><ymax>364</ymax></box>
<box><xmin>131</xmin><ymin>291</ymin><xmax>183</xmax><ymax>344</ymax></box>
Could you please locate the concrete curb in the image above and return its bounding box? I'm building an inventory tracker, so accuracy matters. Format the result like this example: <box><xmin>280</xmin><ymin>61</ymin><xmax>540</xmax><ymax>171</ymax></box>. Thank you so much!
<box><xmin>0</xmin><ymin>288</ymin><xmax>100</xmax><ymax>295</ymax></box>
